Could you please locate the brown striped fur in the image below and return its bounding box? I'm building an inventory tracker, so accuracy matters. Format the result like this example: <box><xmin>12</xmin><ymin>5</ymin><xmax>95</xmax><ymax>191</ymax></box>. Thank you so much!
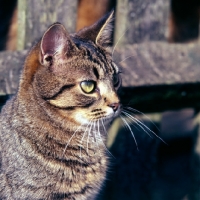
<box><xmin>0</xmin><ymin>11</ymin><xmax>121</xmax><ymax>199</ymax></box>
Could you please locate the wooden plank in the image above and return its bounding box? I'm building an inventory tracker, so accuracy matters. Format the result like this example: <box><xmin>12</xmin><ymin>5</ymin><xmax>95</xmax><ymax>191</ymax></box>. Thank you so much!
<box><xmin>1</xmin><ymin>42</ymin><xmax>200</xmax><ymax>112</ymax></box>
<box><xmin>114</xmin><ymin>0</ymin><xmax>170</xmax><ymax>46</ymax></box>
<box><xmin>114</xmin><ymin>42</ymin><xmax>200</xmax><ymax>86</ymax></box>
<box><xmin>0</xmin><ymin>50</ymin><xmax>27</xmax><ymax>95</ymax></box>
<box><xmin>17</xmin><ymin>0</ymin><xmax>78</xmax><ymax>50</ymax></box>
<box><xmin>113</xmin><ymin>42</ymin><xmax>200</xmax><ymax>112</ymax></box>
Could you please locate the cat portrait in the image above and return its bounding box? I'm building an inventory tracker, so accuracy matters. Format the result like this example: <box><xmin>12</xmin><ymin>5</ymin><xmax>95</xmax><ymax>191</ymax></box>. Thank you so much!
<box><xmin>1</xmin><ymin>1</ymin><xmax>200</xmax><ymax>199</ymax></box>
<box><xmin>0</xmin><ymin>11</ymin><xmax>122</xmax><ymax>199</ymax></box>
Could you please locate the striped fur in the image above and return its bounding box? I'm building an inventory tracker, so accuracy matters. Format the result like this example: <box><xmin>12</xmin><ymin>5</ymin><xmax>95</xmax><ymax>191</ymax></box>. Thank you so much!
<box><xmin>0</xmin><ymin>12</ymin><xmax>121</xmax><ymax>199</ymax></box>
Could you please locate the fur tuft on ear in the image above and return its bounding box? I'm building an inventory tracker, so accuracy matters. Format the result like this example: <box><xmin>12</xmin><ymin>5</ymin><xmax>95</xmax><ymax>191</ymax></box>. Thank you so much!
<box><xmin>40</xmin><ymin>23</ymin><xmax>74</xmax><ymax>67</ymax></box>
<box><xmin>76</xmin><ymin>11</ymin><xmax>115</xmax><ymax>48</ymax></box>
<box><xmin>96</xmin><ymin>11</ymin><xmax>114</xmax><ymax>47</ymax></box>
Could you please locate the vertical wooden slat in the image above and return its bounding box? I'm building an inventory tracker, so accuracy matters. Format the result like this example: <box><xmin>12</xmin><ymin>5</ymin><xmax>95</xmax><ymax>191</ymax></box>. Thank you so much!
<box><xmin>17</xmin><ymin>0</ymin><xmax>26</xmax><ymax>50</ymax></box>
<box><xmin>114</xmin><ymin>0</ymin><xmax>129</xmax><ymax>47</ymax></box>
<box><xmin>17</xmin><ymin>0</ymin><xmax>78</xmax><ymax>50</ymax></box>
<box><xmin>114</xmin><ymin>0</ymin><xmax>170</xmax><ymax>46</ymax></box>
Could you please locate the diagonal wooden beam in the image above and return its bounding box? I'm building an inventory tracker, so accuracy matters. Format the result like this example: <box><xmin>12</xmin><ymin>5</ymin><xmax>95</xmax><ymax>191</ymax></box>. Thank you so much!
<box><xmin>1</xmin><ymin>42</ymin><xmax>200</xmax><ymax>112</ymax></box>
<box><xmin>114</xmin><ymin>42</ymin><xmax>200</xmax><ymax>87</ymax></box>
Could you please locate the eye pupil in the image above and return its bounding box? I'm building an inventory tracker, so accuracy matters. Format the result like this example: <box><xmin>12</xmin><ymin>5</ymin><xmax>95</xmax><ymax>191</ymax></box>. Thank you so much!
<box><xmin>114</xmin><ymin>76</ymin><xmax>118</xmax><ymax>84</ymax></box>
<box><xmin>113</xmin><ymin>74</ymin><xmax>119</xmax><ymax>87</ymax></box>
<box><xmin>80</xmin><ymin>81</ymin><xmax>95</xmax><ymax>93</ymax></box>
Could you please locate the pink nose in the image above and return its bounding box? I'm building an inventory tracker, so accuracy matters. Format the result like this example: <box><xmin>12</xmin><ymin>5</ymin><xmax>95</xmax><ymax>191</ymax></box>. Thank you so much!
<box><xmin>109</xmin><ymin>103</ymin><xmax>120</xmax><ymax>112</ymax></box>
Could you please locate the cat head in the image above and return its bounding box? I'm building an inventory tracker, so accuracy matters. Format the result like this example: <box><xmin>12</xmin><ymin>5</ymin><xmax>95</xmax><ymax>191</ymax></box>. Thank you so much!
<box><xmin>20</xmin><ymin>11</ymin><xmax>121</xmax><ymax>127</ymax></box>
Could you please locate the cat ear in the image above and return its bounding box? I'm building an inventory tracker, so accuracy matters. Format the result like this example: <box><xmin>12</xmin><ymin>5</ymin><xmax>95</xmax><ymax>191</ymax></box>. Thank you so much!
<box><xmin>40</xmin><ymin>23</ymin><xmax>74</xmax><ymax>66</ymax></box>
<box><xmin>77</xmin><ymin>11</ymin><xmax>114</xmax><ymax>48</ymax></box>
<box><xmin>95</xmin><ymin>11</ymin><xmax>114</xmax><ymax>47</ymax></box>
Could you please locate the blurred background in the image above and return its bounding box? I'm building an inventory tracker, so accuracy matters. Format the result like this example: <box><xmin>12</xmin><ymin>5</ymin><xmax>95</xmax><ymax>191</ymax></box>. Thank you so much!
<box><xmin>0</xmin><ymin>0</ymin><xmax>200</xmax><ymax>199</ymax></box>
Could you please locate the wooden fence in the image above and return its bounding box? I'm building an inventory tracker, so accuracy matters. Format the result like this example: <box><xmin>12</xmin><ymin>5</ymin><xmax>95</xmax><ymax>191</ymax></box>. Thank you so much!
<box><xmin>0</xmin><ymin>1</ymin><xmax>200</xmax><ymax>199</ymax></box>
<box><xmin>1</xmin><ymin>0</ymin><xmax>200</xmax><ymax>113</ymax></box>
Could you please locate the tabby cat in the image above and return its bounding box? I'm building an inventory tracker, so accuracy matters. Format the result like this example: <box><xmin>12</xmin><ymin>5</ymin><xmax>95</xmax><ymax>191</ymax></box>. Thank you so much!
<box><xmin>0</xmin><ymin>11</ymin><xmax>121</xmax><ymax>199</ymax></box>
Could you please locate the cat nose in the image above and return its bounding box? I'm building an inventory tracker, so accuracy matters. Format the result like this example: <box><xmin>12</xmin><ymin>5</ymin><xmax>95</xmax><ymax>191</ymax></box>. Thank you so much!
<box><xmin>109</xmin><ymin>103</ymin><xmax>120</xmax><ymax>112</ymax></box>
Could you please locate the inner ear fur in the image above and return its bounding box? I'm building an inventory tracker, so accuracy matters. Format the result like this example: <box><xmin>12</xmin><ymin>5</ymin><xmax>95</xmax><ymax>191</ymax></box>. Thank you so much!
<box><xmin>76</xmin><ymin>11</ymin><xmax>115</xmax><ymax>48</ymax></box>
<box><xmin>40</xmin><ymin>23</ymin><xmax>74</xmax><ymax>67</ymax></box>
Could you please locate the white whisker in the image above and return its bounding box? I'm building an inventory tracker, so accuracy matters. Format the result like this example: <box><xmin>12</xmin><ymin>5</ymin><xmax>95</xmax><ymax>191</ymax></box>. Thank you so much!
<box><xmin>91</xmin><ymin>121</ymin><xmax>97</xmax><ymax>156</ymax></box>
<box><xmin>122</xmin><ymin>111</ymin><xmax>153</xmax><ymax>138</ymax></box>
<box><xmin>120</xmin><ymin>115</ymin><xmax>139</xmax><ymax>151</ymax></box>
<box><xmin>112</xmin><ymin>28</ymin><xmax>129</xmax><ymax>60</ymax></box>
<box><xmin>80</xmin><ymin>121</ymin><xmax>91</xmax><ymax>158</ymax></box>
<box><xmin>86</xmin><ymin>121</ymin><xmax>93</xmax><ymax>153</ymax></box>
<box><xmin>80</xmin><ymin>121</ymin><xmax>91</xmax><ymax>144</ymax></box>
<box><xmin>98</xmin><ymin>119</ymin><xmax>115</xmax><ymax>158</ymax></box>
<box><xmin>122</xmin><ymin>110</ymin><xmax>167</xmax><ymax>145</ymax></box>
<box><xmin>118</xmin><ymin>55</ymin><xmax>136</xmax><ymax>64</ymax></box>
<box><xmin>93</xmin><ymin>121</ymin><xmax>101</xmax><ymax>157</ymax></box>
<box><xmin>62</xmin><ymin>122</ymin><xmax>84</xmax><ymax>158</ymax></box>
<box><xmin>124</xmin><ymin>106</ymin><xmax>160</xmax><ymax>131</ymax></box>
<box><xmin>101</xmin><ymin>118</ymin><xmax>108</xmax><ymax>136</ymax></box>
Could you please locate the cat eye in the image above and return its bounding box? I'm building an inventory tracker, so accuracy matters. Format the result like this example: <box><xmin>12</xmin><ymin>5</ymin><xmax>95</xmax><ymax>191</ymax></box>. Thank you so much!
<box><xmin>80</xmin><ymin>81</ymin><xmax>96</xmax><ymax>93</ymax></box>
<box><xmin>113</xmin><ymin>74</ymin><xmax>121</xmax><ymax>88</ymax></box>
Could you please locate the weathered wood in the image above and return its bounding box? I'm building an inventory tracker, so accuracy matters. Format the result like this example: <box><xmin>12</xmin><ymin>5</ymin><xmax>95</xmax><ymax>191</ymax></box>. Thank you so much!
<box><xmin>1</xmin><ymin>42</ymin><xmax>200</xmax><ymax>112</ymax></box>
<box><xmin>17</xmin><ymin>0</ymin><xmax>78</xmax><ymax>50</ymax></box>
<box><xmin>114</xmin><ymin>42</ymin><xmax>200</xmax><ymax>86</ymax></box>
<box><xmin>0</xmin><ymin>50</ymin><xmax>27</xmax><ymax>95</ymax></box>
<box><xmin>114</xmin><ymin>42</ymin><xmax>200</xmax><ymax>112</ymax></box>
<box><xmin>114</xmin><ymin>0</ymin><xmax>170</xmax><ymax>46</ymax></box>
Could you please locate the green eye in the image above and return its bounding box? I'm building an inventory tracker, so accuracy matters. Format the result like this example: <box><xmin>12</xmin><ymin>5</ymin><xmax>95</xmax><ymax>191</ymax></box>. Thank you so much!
<box><xmin>80</xmin><ymin>81</ymin><xmax>95</xmax><ymax>93</ymax></box>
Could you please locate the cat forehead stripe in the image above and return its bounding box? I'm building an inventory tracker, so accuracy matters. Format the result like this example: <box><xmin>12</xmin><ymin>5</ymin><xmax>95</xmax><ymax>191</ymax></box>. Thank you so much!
<box><xmin>74</xmin><ymin>39</ymin><xmax>115</xmax><ymax>74</ymax></box>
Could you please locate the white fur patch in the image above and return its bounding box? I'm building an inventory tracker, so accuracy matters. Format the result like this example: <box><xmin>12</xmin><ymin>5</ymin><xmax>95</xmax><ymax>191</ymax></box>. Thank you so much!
<box><xmin>98</xmin><ymin>82</ymin><xmax>111</xmax><ymax>96</ymax></box>
<box><xmin>74</xmin><ymin>113</ymin><xmax>89</xmax><ymax>125</ymax></box>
